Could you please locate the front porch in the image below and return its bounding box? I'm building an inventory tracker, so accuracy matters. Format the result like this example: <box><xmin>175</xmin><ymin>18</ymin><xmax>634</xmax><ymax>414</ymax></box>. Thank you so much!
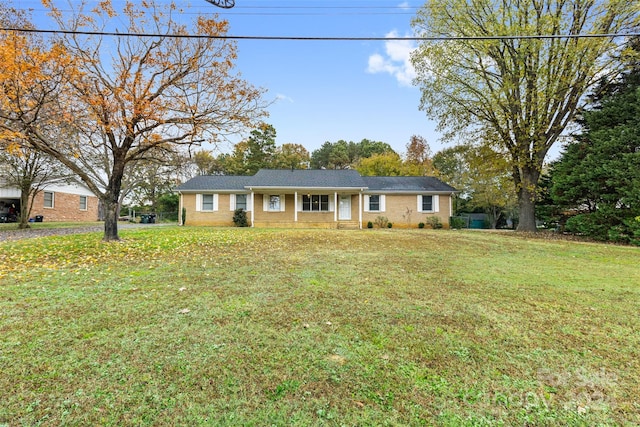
<box><xmin>250</xmin><ymin>192</ymin><xmax>362</xmax><ymax>229</ymax></box>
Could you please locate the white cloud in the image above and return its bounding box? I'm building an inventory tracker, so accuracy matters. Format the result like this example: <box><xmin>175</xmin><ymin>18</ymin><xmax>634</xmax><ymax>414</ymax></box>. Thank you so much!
<box><xmin>398</xmin><ymin>2</ymin><xmax>410</xmax><ymax>10</ymax></box>
<box><xmin>275</xmin><ymin>93</ymin><xmax>294</xmax><ymax>103</ymax></box>
<box><xmin>366</xmin><ymin>30</ymin><xmax>417</xmax><ymax>87</ymax></box>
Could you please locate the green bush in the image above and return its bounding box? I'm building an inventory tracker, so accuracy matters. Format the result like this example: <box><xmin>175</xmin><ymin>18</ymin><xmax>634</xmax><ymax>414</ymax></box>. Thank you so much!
<box><xmin>233</xmin><ymin>208</ymin><xmax>249</xmax><ymax>227</ymax></box>
<box><xmin>565</xmin><ymin>211</ymin><xmax>640</xmax><ymax>245</ymax></box>
<box><xmin>565</xmin><ymin>213</ymin><xmax>607</xmax><ymax>240</ymax></box>
<box><xmin>426</xmin><ymin>216</ymin><xmax>443</xmax><ymax>229</ymax></box>
<box><xmin>367</xmin><ymin>221</ymin><xmax>373</xmax><ymax>229</ymax></box>
<box><xmin>387</xmin><ymin>222</ymin><xmax>392</xmax><ymax>228</ymax></box>
<box><xmin>450</xmin><ymin>217</ymin><xmax>466</xmax><ymax>229</ymax></box>
<box><xmin>624</xmin><ymin>216</ymin><xmax>640</xmax><ymax>246</ymax></box>
<box><xmin>418</xmin><ymin>222</ymin><xmax>425</xmax><ymax>229</ymax></box>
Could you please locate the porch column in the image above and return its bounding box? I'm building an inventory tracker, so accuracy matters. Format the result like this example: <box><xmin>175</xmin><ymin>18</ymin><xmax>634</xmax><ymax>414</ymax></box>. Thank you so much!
<box><xmin>178</xmin><ymin>192</ymin><xmax>183</xmax><ymax>226</ymax></box>
<box><xmin>294</xmin><ymin>191</ymin><xmax>298</xmax><ymax>222</ymax></box>
<box><xmin>358</xmin><ymin>192</ymin><xmax>362</xmax><ymax>229</ymax></box>
<box><xmin>250</xmin><ymin>191</ymin><xmax>255</xmax><ymax>227</ymax></box>
<box><xmin>334</xmin><ymin>192</ymin><xmax>338</xmax><ymax>222</ymax></box>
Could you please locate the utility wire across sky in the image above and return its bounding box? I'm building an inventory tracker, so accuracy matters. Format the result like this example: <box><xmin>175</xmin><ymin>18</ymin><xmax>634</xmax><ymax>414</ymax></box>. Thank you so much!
<box><xmin>3</xmin><ymin>27</ymin><xmax>638</xmax><ymax>41</ymax></box>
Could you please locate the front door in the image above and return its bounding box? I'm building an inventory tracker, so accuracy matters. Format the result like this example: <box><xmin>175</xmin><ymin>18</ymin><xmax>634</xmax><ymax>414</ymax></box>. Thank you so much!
<box><xmin>338</xmin><ymin>195</ymin><xmax>351</xmax><ymax>220</ymax></box>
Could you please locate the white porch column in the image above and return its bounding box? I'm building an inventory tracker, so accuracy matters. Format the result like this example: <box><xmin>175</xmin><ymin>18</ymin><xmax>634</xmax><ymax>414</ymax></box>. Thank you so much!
<box><xmin>250</xmin><ymin>191</ymin><xmax>255</xmax><ymax>227</ymax></box>
<box><xmin>358</xmin><ymin>192</ymin><xmax>362</xmax><ymax>229</ymax></box>
<box><xmin>334</xmin><ymin>192</ymin><xmax>338</xmax><ymax>222</ymax></box>
<box><xmin>294</xmin><ymin>191</ymin><xmax>298</xmax><ymax>222</ymax></box>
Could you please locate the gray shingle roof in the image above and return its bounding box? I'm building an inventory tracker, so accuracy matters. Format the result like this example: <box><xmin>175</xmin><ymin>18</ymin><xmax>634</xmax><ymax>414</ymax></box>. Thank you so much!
<box><xmin>175</xmin><ymin>170</ymin><xmax>457</xmax><ymax>193</ymax></box>
<box><xmin>362</xmin><ymin>176</ymin><xmax>457</xmax><ymax>193</ymax></box>
<box><xmin>175</xmin><ymin>175</ymin><xmax>253</xmax><ymax>192</ymax></box>
<box><xmin>249</xmin><ymin>169</ymin><xmax>366</xmax><ymax>189</ymax></box>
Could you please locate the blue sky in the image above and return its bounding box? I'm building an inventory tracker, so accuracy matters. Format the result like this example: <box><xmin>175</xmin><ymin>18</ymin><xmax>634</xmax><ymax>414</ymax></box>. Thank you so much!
<box><xmin>19</xmin><ymin>0</ymin><xmax>441</xmax><ymax>157</ymax></box>
<box><xmin>219</xmin><ymin>1</ymin><xmax>440</xmax><ymax>156</ymax></box>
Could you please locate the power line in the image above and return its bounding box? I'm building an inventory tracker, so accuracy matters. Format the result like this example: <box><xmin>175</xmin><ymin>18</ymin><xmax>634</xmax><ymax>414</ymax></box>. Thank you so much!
<box><xmin>14</xmin><ymin>8</ymin><xmax>417</xmax><ymax>17</ymax></box>
<box><xmin>2</xmin><ymin>27</ymin><xmax>638</xmax><ymax>41</ymax></box>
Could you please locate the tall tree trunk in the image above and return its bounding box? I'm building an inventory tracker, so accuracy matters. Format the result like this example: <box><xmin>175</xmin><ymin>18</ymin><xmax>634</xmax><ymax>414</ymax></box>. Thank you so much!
<box><xmin>102</xmin><ymin>196</ymin><xmax>120</xmax><ymax>241</ymax></box>
<box><xmin>18</xmin><ymin>184</ymin><xmax>31</xmax><ymax>229</ymax></box>
<box><xmin>102</xmin><ymin>158</ymin><xmax>126</xmax><ymax>241</ymax></box>
<box><xmin>516</xmin><ymin>167</ymin><xmax>540</xmax><ymax>232</ymax></box>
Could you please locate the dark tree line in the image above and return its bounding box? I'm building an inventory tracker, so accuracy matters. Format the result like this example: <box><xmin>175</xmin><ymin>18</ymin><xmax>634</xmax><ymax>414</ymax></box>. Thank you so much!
<box><xmin>539</xmin><ymin>39</ymin><xmax>640</xmax><ymax>244</ymax></box>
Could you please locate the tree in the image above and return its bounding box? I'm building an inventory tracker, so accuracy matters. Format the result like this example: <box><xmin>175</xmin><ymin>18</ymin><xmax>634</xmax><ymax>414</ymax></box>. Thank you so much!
<box><xmin>433</xmin><ymin>145</ymin><xmax>472</xmax><ymax>214</ymax></box>
<box><xmin>550</xmin><ymin>51</ymin><xmax>640</xmax><ymax>243</ymax></box>
<box><xmin>356</xmin><ymin>139</ymin><xmax>395</xmax><ymax>160</ymax></box>
<box><xmin>193</xmin><ymin>150</ymin><xmax>224</xmax><ymax>176</ymax></box>
<box><xmin>272</xmin><ymin>143</ymin><xmax>310</xmax><ymax>169</ymax></box>
<box><xmin>328</xmin><ymin>142</ymin><xmax>351</xmax><ymax>169</ymax></box>
<box><xmin>405</xmin><ymin>135</ymin><xmax>435</xmax><ymax>175</ymax></box>
<box><xmin>356</xmin><ymin>152</ymin><xmax>405</xmax><ymax>176</ymax></box>
<box><xmin>464</xmin><ymin>145</ymin><xmax>517</xmax><ymax>229</ymax></box>
<box><xmin>0</xmin><ymin>0</ymin><xmax>267</xmax><ymax>241</ymax></box>
<box><xmin>310</xmin><ymin>139</ymin><xmax>395</xmax><ymax>169</ymax></box>
<box><xmin>411</xmin><ymin>0</ymin><xmax>639</xmax><ymax>231</ymax></box>
<box><xmin>242</xmin><ymin>124</ymin><xmax>277</xmax><ymax>174</ymax></box>
<box><xmin>433</xmin><ymin>144</ymin><xmax>516</xmax><ymax>227</ymax></box>
<box><xmin>223</xmin><ymin>124</ymin><xmax>277</xmax><ymax>175</ymax></box>
<box><xmin>126</xmin><ymin>150</ymin><xmax>189</xmax><ymax>213</ymax></box>
<box><xmin>433</xmin><ymin>145</ymin><xmax>470</xmax><ymax>195</ymax></box>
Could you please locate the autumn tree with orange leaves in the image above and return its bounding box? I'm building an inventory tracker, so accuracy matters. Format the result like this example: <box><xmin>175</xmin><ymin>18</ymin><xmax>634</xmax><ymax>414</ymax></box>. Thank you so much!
<box><xmin>0</xmin><ymin>0</ymin><xmax>267</xmax><ymax>241</ymax></box>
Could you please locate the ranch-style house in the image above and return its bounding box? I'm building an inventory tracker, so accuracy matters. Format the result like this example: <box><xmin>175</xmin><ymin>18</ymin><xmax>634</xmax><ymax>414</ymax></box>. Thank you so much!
<box><xmin>176</xmin><ymin>169</ymin><xmax>457</xmax><ymax>229</ymax></box>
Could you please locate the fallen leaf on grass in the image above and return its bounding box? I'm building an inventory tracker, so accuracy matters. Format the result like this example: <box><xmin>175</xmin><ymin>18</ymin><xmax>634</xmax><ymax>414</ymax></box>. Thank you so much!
<box><xmin>177</xmin><ymin>308</ymin><xmax>190</xmax><ymax>314</ymax></box>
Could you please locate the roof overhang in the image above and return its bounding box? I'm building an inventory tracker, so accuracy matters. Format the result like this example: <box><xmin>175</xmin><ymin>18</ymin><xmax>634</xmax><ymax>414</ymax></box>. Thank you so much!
<box><xmin>246</xmin><ymin>186</ymin><xmax>367</xmax><ymax>192</ymax></box>
<box><xmin>362</xmin><ymin>190</ymin><xmax>458</xmax><ymax>195</ymax></box>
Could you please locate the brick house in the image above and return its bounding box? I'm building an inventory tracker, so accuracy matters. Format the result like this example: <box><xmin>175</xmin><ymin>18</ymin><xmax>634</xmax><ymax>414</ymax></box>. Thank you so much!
<box><xmin>176</xmin><ymin>169</ymin><xmax>457</xmax><ymax>229</ymax></box>
<box><xmin>0</xmin><ymin>182</ymin><xmax>99</xmax><ymax>223</ymax></box>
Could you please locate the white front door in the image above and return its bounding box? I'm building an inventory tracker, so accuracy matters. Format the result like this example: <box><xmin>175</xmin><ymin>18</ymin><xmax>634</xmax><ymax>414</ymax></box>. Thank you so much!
<box><xmin>339</xmin><ymin>195</ymin><xmax>351</xmax><ymax>220</ymax></box>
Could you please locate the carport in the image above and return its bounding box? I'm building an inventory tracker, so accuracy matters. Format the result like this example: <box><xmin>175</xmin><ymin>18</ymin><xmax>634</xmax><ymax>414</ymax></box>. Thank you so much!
<box><xmin>0</xmin><ymin>188</ymin><xmax>21</xmax><ymax>223</ymax></box>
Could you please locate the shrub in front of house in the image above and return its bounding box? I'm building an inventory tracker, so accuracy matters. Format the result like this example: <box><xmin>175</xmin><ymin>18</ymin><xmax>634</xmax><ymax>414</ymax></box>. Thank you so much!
<box><xmin>367</xmin><ymin>221</ymin><xmax>373</xmax><ymax>229</ymax></box>
<box><xmin>449</xmin><ymin>216</ymin><xmax>466</xmax><ymax>229</ymax></box>
<box><xmin>418</xmin><ymin>222</ymin><xmax>425</xmax><ymax>229</ymax></box>
<box><xmin>426</xmin><ymin>216</ymin><xmax>443</xmax><ymax>229</ymax></box>
<box><xmin>374</xmin><ymin>216</ymin><xmax>389</xmax><ymax>229</ymax></box>
<box><xmin>387</xmin><ymin>222</ymin><xmax>392</xmax><ymax>228</ymax></box>
<box><xmin>233</xmin><ymin>208</ymin><xmax>249</xmax><ymax>227</ymax></box>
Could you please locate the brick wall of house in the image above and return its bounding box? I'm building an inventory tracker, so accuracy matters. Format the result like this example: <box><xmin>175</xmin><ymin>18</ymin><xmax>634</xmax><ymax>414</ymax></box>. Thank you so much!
<box><xmin>31</xmin><ymin>191</ymin><xmax>99</xmax><ymax>222</ymax></box>
<box><xmin>182</xmin><ymin>193</ymin><xmax>250</xmax><ymax>226</ymax></box>
<box><xmin>182</xmin><ymin>192</ymin><xmax>452</xmax><ymax>228</ymax></box>
<box><xmin>362</xmin><ymin>194</ymin><xmax>452</xmax><ymax>228</ymax></box>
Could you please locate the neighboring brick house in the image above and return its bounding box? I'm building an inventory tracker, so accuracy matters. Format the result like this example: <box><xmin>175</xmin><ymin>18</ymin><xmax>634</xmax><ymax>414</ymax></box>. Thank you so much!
<box><xmin>176</xmin><ymin>169</ymin><xmax>457</xmax><ymax>229</ymax></box>
<box><xmin>0</xmin><ymin>182</ymin><xmax>99</xmax><ymax>223</ymax></box>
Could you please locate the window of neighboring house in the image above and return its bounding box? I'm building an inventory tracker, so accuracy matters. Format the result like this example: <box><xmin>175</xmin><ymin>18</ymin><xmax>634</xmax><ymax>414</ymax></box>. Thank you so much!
<box><xmin>368</xmin><ymin>195</ymin><xmax>380</xmax><ymax>211</ymax></box>
<box><xmin>79</xmin><ymin>195</ymin><xmax>88</xmax><ymax>211</ymax></box>
<box><xmin>268</xmin><ymin>195</ymin><xmax>280</xmax><ymax>211</ymax></box>
<box><xmin>202</xmin><ymin>194</ymin><xmax>215</xmax><ymax>211</ymax></box>
<box><xmin>44</xmin><ymin>191</ymin><xmax>54</xmax><ymax>208</ymax></box>
<box><xmin>302</xmin><ymin>194</ymin><xmax>329</xmax><ymax>212</ymax></box>
<box><xmin>235</xmin><ymin>194</ymin><xmax>247</xmax><ymax>211</ymax></box>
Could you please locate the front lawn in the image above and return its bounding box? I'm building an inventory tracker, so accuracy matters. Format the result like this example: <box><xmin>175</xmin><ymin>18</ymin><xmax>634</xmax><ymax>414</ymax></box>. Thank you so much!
<box><xmin>1</xmin><ymin>227</ymin><xmax>638</xmax><ymax>425</ymax></box>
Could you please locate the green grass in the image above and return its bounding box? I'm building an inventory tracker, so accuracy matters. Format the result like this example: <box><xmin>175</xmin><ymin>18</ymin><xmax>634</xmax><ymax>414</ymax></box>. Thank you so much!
<box><xmin>1</xmin><ymin>227</ymin><xmax>638</xmax><ymax>426</ymax></box>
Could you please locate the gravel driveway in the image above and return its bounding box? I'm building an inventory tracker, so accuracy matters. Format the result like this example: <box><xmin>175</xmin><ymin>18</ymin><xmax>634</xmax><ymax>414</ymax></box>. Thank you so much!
<box><xmin>0</xmin><ymin>223</ymin><xmax>166</xmax><ymax>243</ymax></box>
